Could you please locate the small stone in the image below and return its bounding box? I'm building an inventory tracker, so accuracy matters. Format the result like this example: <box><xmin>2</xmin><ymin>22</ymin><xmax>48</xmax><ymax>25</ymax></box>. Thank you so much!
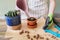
<box><xmin>25</xmin><ymin>31</ymin><xmax>29</xmax><ymax>34</ymax></box>
<box><xmin>31</xmin><ymin>38</ymin><xmax>33</xmax><ymax>40</ymax></box>
<box><xmin>19</xmin><ymin>30</ymin><xmax>24</xmax><ymax>35</ymax></box>
<box><xmin>27</xmin><ymin>34</ymin><xmax>30</xmax><ymax>39</ymax></box>
<box><xmin>37</xmin><ymin>34</ymin><xmax>40</xmax><ymax>39</ymax></box>
<box><xmin>46</xmin><ymin>38</ymin><xmax>49</xmax><ymax>40</ymax></box>
<box><xmin>33</xmin><ymin>35</ymin><xmax>36</xmax><ymax>38</ymax></box>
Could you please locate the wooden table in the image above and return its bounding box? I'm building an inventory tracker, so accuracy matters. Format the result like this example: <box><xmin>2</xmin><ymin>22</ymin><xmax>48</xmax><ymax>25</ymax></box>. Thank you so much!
<box><xmin>5</xmin><ymin>17</ymin><xmax>60</xmax><ymax>40</ymax></box>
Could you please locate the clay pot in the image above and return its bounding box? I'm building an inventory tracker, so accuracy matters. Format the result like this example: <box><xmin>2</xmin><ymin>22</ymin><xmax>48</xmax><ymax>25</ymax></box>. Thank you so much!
<box><xmin>28</xmin><ymin>24</ymin><xmax>37</xmax><ymax>28</ymax></box>
<box><xmin>27</xmin><ymin>17</ymin><xmax>37</xmax><ymax>28</ymax></box>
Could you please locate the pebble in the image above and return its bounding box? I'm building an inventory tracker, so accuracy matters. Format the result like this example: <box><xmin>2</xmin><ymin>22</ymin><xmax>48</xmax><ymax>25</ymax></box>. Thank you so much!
<box><xmin>19</xmin><ymin>30</ymin><xmax>24</xmax><ymax>35</ymax></box>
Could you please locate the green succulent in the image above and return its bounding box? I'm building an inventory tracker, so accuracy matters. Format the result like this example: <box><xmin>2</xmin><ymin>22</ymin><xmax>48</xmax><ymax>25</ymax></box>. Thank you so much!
<box><xmin>5</xmin><ymin>10</ymin><xmax>20</xmax><ymax>17</ymax></box>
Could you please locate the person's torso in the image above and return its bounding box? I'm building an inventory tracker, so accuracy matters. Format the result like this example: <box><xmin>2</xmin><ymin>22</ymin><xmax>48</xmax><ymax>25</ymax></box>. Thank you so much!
<box><xmin>27</xmin><ymin>0</ymin><xmax>49</xmax><ymax>18</ymax></box>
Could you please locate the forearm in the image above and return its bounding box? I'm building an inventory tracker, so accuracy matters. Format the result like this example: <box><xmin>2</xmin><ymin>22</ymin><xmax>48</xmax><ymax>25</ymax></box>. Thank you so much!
<box><xmin>48</xmin><ymin>0</ymin><xmax>56</xmax><ymax>27</ymax></box>
<box><xmin>43</xmin><ymin>0</ymin><xmax>56</xmax><ymax>30</ymax></box>
<box><xmin>49</xmin><ymin>0</ymin><xmax>56</xmax><ymax>14</ymax></box>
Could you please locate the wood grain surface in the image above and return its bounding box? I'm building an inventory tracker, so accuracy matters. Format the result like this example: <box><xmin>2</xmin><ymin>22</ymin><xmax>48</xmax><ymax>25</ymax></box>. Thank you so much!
<box><xmin>0</xmin><ymin>17</ymin><xmax>60</xmax><ymax>40</ymax></box>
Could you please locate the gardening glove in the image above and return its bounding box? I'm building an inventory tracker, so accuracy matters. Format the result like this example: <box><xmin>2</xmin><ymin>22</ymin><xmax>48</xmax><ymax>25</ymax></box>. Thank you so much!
<box><xmin>43</xmin><ymin>13</ymin><xmax>53</xmax><ymax>30</ymax></box>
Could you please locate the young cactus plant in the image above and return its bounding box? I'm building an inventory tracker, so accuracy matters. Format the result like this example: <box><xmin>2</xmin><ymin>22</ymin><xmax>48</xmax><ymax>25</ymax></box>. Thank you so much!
<box><xmin>14</xmin><ymin>10</ymin><xmax>20</xmax><ymax>15</ymax></box>
<box><xmin>5</xmin><ymin>10</ymin><xmax>20</xmax><ymax>17</ymax></box>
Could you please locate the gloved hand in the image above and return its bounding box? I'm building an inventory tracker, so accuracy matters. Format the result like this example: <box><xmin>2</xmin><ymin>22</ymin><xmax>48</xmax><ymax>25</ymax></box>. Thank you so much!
<box><xmin>43</xmin><ymin>13</ymin><xmax>53</xmax><ymax>30</ymax></box>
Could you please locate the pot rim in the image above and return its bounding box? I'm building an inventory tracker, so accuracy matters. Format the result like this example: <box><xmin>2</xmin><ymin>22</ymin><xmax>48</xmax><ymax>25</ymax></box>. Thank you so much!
<box><xmin>27</xmin><ymin>17</ymin><xmax>37</xmax><ymax>21</ymax></box>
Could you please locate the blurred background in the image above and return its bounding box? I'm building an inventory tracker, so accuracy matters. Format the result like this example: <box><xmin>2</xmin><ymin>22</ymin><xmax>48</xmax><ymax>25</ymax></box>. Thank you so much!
<box><xmin>0</xmin><ymin>0</ymin><xmax>16</xmax><ymax>19</ymax></box>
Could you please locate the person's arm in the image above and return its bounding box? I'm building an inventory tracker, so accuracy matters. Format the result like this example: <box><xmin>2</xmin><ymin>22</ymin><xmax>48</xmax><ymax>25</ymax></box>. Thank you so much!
<box><xmin>16</xmin><ymin>0</ymin><xmax>29</xmax><ymax>17</ymax></box>
<box><xmin>49</xmin><ymin>0</ymin><xmax>56</xmax><ymax>14</ymax></box>
<box><xmin>23</xmin><ymin>0</ymin><xmax>29</xmax><ymax>17</ymax></box>
<box><xmin>43</xmin><ymin>0</ymin><xmax>56</xmax><ymax>30</ymax></box>
<box><xmin>48</xmin><ymin>0</ymin><xmax>56</xmax><ymax>20</ymax></box>
<box><xmin>48</xmin><ymin>0</ymin><xmax>56</xmax><ymax>21</ymax></box>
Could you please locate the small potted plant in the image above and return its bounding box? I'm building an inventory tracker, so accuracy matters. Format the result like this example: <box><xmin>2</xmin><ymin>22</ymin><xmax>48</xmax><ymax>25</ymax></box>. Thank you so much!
<box><xmin>5</xmin><ymin>10</ymin><xmax>21</xmax><ymax>30</ymax></box>
<box><xmin>27</xmin><ymin>17</ymin><xmax>37</xmax><ymax>28</ymax></box>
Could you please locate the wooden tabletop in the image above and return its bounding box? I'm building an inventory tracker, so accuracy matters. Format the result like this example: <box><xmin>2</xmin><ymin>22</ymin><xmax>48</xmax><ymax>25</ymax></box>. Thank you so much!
<box><xmin>4</xmin><ymin>17</ymin><xmax>60</xmax><ymax>40</ymax></box>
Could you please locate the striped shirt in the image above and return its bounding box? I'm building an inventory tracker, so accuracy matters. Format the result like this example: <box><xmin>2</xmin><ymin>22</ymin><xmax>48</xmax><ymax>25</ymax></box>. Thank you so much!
<box><xmin>27</xmin><ymin>0</ymin><xmax>49</xmax><ymax>18</ymax></box>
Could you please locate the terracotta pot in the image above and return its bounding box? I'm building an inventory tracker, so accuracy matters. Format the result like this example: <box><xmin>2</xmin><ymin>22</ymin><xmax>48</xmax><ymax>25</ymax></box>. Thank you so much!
<box><xmin>27</xmin><ymin>17</ymin><xmax>37</xmax><ymax>26</ymax></box>
<box><xmin>27</xmin><ymin>20</ymin><xmax>36</xmax><ymax>26</ymax></box>
<box><xmin>28</xmin><ymin>24</ymin><xmax>37</xmax><ymax>28</ymax></box>
<box><xmin>27</xmin><ymin>17</ymin><xmax>37</xmax><ymax>28</ymax></box>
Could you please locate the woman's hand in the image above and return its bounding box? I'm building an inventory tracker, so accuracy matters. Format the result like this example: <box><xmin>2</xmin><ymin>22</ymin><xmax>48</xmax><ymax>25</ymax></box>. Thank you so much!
<box><xmin>43</xmin><ymin>13</ymin><xmax>53</xmax><ymax>30</ymax></box>
<box><xmin>43</xmin><ymin>0</ymin><xmax>56</xmax><ymax>30</ymax></box>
